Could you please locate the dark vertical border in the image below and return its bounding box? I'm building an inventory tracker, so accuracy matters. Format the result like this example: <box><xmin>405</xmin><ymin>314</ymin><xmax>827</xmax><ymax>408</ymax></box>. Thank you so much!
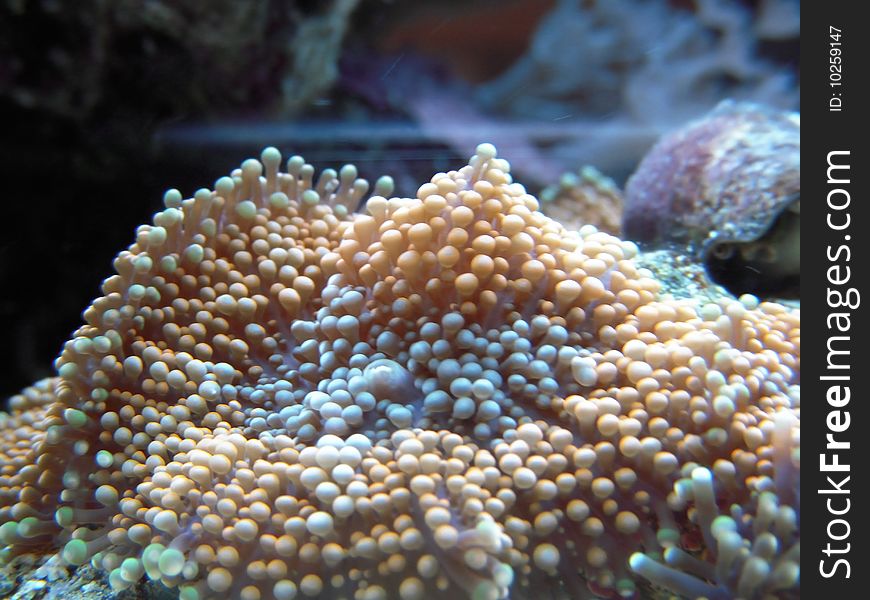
<box><xmin>803</xmin><ymin>1</ymin><xmax>869</xmax><ymax>596</ymax></box>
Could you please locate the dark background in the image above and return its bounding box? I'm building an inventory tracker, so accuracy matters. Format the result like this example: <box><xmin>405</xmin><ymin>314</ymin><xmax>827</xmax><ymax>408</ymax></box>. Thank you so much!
<box><xmin>802</xmin><ymin>0</ymin><xmax>868</xmax><ymax>597</ymax></box>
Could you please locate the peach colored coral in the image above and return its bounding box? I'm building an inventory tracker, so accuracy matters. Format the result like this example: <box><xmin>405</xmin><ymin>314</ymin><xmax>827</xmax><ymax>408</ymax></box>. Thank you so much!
<box><xmin>1</xmin><ymin>145</ymin><xmax>799</xmax><ymax>600</ymax></box>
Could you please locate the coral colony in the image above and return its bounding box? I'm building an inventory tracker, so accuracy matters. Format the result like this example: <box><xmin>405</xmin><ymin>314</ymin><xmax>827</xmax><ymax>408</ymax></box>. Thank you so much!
<box><xmin>0</xmin><ymin>145</ymin><xmax>799</xmax><ymax>599</ymax></box>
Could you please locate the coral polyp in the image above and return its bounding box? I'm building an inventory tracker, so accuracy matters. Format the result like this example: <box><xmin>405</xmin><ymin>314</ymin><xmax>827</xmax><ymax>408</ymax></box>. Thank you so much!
<box><xmin>1</xmin><ymin>145</ymin><xmax>798</xmax><ymax>599</ymax></box>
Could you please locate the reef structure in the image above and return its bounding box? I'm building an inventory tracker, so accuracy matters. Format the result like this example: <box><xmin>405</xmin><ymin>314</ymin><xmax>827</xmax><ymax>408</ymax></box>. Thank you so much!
<box><xmin>1</xmin><ymin>145</ymin><xmax>799</xmax><ymax>599</ymax></box>
<box><xmin>623</xmin><ymin>102</ymin><xmax>800</xmax><ymax>299</ymax></box>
